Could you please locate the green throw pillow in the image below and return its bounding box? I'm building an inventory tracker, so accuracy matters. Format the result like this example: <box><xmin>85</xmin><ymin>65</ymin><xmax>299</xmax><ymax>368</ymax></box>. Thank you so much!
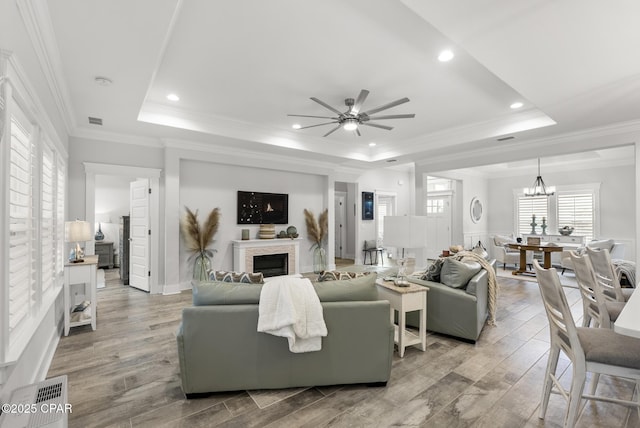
<box><xmin>313</xmin><ymin>274</ymin><xmax>378</xmax><ymax>301</ymax></box>
<box><xmin>440</xmin><ymin>258</ymin><xmax>482</xmax><ymax>289</ymax></box>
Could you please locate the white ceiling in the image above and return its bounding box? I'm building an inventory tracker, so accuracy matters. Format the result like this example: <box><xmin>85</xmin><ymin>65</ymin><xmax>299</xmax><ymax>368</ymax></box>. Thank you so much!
<box><xmin>39</xmin><ymin>0</ymin><xmax>640</xmax><ymax>169</ymax></box>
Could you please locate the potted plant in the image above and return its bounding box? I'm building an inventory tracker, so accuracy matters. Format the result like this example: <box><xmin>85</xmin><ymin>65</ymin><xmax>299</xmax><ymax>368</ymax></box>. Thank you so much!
<box><xmin>304</xmin><ymin>208</ymin><xmax>328</xmax><ymax>273</ymax></box>
<box><xmin>181</xmin><ymin>207</ymin><xmax>220</xmax><ymax>281</ymax></box>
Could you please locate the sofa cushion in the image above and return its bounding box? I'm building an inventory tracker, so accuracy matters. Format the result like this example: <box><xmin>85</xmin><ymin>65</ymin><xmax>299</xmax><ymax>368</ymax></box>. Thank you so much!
<box><xmin>587</xmin><ymin>239</ymin><xmax>615</xmax><ymax>252</ymax></box>
<box><xmin>421</xmin><ymin>258</ymin><xmax>444</xmax><ymax>282</ymax></box>
<box><xmin>313</xmin><ymin>274</ymin><xmax>378</xmax><ymax>302</ymax></box>
<box><xmin>440</xmin><ymin>258</ymin><xmax>482</xmax><ymax>289</ymax></box>
<box><xmin>316</xmin><ymin>270</ymin><xmax>372</xmax><ymax>282</ymax></box>
<box><xmin>192</xmin><ymin>281</ymin><xmax>262</xmax><ymax>306</ymax></box>
<box><xmin>209</xmin><ymin>270</ymin><xmax>264</xmax><ymax>284</ymax></box>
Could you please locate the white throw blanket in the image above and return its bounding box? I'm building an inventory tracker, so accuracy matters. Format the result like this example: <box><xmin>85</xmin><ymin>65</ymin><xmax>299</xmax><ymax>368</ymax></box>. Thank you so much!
<box><xmin>257</xmin><ymin>276</ymin><xmax>327</xmax><ymax>353</ymax></box>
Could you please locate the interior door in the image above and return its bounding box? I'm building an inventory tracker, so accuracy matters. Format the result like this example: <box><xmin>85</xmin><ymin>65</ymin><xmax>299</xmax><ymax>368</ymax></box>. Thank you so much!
<box><xmin>129</xmin><ymin>178</ymin><xmax>150</xmax><ymax>292</ymax></box>
<box><xmin>334</xmin><ymin>192</ymin><xmax>347</xmax><ymax>259</ymax></box>
<box><xmin>426</xmin><ymin>195</ymin><xmax>452</xmax><ymax>259</ymax></box>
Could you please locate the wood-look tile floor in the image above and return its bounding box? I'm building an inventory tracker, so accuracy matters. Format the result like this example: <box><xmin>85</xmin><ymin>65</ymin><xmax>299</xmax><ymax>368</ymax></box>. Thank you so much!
<box><xmin>47</xmin><ymin>269</ymin><xmax>640</xmax><ymax>427</ymax></box>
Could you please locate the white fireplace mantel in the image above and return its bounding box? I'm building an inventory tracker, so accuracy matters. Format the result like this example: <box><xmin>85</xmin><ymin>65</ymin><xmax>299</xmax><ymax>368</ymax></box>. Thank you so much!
<box><xmin>233</xmin><ymin>238</ymin><xmax>301</xmax><ymax>274</ymax></box>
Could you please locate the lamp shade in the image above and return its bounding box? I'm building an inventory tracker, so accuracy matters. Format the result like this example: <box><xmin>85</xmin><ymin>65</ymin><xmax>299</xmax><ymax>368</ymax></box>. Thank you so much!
<box><xmin>65</xmin><ymin>220</ymin><xmax>91</xmax><ymax>243</ymax></box>
<box><xmin>383</xmin><ymin>216</ymin><xmax>428</xmax><ymax>249</ymax></box>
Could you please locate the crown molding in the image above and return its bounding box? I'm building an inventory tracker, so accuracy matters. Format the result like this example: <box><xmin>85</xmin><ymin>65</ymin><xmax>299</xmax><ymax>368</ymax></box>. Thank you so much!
<box><xmin>16</xmin><ymin>0</ymin><xmax>76</xmax><ymax>135</ymax></box>
<box><xmin>162</xmin><ymin>137</ymin><xmax>364</xmax><ymax>177</ymax></box>
<box><xmin>415</xmin><ymin>119</ymin><xmax>640</xmax><ymax>172</ymax></box>
<box><xmin>71</xmin><ymin>127</ymin><xmax>163</xmax><ymax>148</ymax></box>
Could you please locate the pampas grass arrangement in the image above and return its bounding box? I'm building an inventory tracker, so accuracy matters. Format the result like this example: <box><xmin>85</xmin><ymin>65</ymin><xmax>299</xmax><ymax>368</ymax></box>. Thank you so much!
<box><xmin>181</xmin><ymin>207</ymin><xmax>220</xmax><ymax>280</ymax></box>
<box><xmin>304</xmin><ymin>208</ymin><xmax>328</xmax><ymax>249</ymax></box>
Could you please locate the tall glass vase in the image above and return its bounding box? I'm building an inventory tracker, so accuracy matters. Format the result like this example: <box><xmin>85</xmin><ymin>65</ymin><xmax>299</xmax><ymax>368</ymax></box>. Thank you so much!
<box><xmin>193</xmin><ymin>252</ymin><xmax>212</xmax><ymax>281</ymax></box>
<box><xmin>313</xmin><ymin>246</ymin><xmax>326</xmax><ymax>274</ymax></box>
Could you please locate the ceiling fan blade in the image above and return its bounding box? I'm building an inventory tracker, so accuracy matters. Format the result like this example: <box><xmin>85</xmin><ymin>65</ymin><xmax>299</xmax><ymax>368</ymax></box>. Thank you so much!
<box><xmin>310</xmin><ymin>97</ymin><xmax>344</xmax><ymax>115</ymax></box>
<box><xmin>287</xmin><ymin>114</ymin><xmax>338</xmax><ymax>119</ymax></box>
<box><xmin>351</xmin><ymin>89</ymin><xmax>370</xmax><ymax>114</ymax></box>
<box><xmin>361</xmin><ymin>97</ymin><xmax>410</xmax><ymax>116</ymax></box>
<box><xmin>298</xmin><ymin>121</ymin><xmax>339</xmax><ymax>130</ymax></box>
<box><xmin>323</xmin><ymin>124</ymin><xmax>342</xmax><ymax>137</ymax></box>
<box><xmin>355</xmin><ymin>128</ymin><xmax>361</xmax><ymax>137</ymax></box>
<box><xmin>365</xmin><ymin>114</ymin><xmax>415</xmax><ymax>120</ymax></box>
<box><xmin>361</xmin><ymin>122</ymin><xmax>393</xmax><ymax>131</ymax></box>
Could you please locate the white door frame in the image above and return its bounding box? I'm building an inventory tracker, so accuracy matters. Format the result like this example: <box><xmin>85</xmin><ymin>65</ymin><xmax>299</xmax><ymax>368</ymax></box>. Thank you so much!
<box><xmin>334</xmin><ymin>191</ymin><xmax>347</xmax><ymax>259</ymax></box>
<box><xmin>84</xmin><ymin>162</ymin><xmax>161</xmax><ymax>294</ymax></box>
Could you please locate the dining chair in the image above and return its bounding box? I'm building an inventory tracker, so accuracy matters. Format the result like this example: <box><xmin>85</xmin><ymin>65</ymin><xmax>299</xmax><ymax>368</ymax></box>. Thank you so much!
<box><xmin>569</xmin><ymin>251</ymin><xmax>612</xmax><ymax>329</ymax></box>
<box><xmin>534</xmin><ymin>259</ymin><xmax>640</xmax><ymax>427</ymax></box>
<box><xmin>586</xmin><ymin>247</ymin><xmax>633</xmax><ymax>302</ymax></box>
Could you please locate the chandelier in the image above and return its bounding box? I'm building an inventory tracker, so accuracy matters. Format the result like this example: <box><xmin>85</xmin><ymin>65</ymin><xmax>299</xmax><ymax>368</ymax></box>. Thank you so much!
<box><xmin>524</xmin><ymin>158</ymin><xmax>555</xmax><ymax>196</ymax></box>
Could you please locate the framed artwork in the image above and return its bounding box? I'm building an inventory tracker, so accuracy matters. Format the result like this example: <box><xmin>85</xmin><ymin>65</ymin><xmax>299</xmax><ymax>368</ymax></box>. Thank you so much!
<box><xmin>362</xmin><ymin>192</ymin><xmax>374</xmax><ymax>220</ymax></box>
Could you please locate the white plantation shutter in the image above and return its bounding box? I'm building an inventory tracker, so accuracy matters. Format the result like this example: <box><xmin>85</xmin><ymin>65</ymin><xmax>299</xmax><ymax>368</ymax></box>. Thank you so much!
<box><xmin>56</xmin><ymin>157</ymin><xmax>66</xmax><ymax>283</ymax></box>
<box><xmin>41</xmin><ymin>142</ymin><xmax>55</xmax><ymax>293</ymax></box>
<box><xmin>517</xmin><ymin>195</ymin><xmax>548</xmax><ymax>236</ymax></box>
<box><xmin>558</xmin><ymin>191</ymin><xmax>595</xmax><ymax>241</ymax></box>
<box><xmin>9</xmin><ymin>109</ymin><xmax>36</xmax><ymax>334</ymax></box>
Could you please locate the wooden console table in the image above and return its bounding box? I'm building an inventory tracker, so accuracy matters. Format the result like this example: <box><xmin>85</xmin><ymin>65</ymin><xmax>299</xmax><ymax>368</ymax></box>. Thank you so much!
<box><xmin>507</xmin><ymin>243</ymin><xmax>563</xmax><ymax>275</ymax></box>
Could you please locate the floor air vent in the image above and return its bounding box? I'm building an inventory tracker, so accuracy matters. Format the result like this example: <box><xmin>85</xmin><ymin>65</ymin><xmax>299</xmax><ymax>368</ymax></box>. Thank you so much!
<box><xmin>0</xmin><ymin>375</ymin><xmax>68</xmax><ymax>428</ymax></box>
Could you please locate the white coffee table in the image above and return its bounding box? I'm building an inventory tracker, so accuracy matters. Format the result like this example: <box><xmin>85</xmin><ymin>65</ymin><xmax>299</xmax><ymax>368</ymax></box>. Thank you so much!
<box><xmin>376</xmin><ymin>278</ymin><xmax>428</xmax><ymax>357</ymax></box>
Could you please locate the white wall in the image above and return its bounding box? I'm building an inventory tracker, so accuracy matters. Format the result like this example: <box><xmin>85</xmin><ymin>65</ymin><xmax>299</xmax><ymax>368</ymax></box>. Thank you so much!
<box><xmin>179</xmin><ymin>159</ymin><xmax>326</xmax><ymax>283</ymax></box>
<box><xmin>487</xmin><ymin>163</ymin><xmax>636</xmax><ymax>261</ymax></box>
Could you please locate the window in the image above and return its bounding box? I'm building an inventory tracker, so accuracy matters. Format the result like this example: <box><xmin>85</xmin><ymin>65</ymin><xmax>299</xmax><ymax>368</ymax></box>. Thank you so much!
<box><xmin>557</xmin><ymin>191</ymin><xmax>595</xmax><ymax>241</ymax></box>
<box><xmin>515</xmin><ymin>185</ymin><xmax>599</xmax><ymax>240</ymax></box>
<box><xmin>9</xmin><ymin>106</ymin><xmax>36</xmax><ymax>340</ymax></box>
<box><xmin>1</xmin><ymin>54</ymin><xmax>67</xmax><ymax>366</ymax></box>
<box><xmin>426</xmin><ymin>198</ymin><xmax>444</xmax><ymax>214</ymax></box>
<box><xmin>516</xmin><ymin>195</ymin><xmax>548</xmax><ymax>236</ymax></box>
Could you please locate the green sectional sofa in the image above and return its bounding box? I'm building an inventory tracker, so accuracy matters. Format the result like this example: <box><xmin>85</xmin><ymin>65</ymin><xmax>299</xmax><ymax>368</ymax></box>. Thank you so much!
<box><xmin>176</xmin><ymin>274</ymin><xmax>394</xmax><ymax>395</ymax></box>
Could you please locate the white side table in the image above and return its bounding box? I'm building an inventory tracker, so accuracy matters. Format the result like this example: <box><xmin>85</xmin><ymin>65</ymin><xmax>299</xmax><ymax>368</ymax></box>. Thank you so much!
<box><xmin>376</xmin><ymin>279</ymin><xmax>428</xmax><ymax>357</ymax></box>
<box><xmin>64</xmin><ymin>255</ymin><xmax>99</xmax><ymax>336</ymax></box>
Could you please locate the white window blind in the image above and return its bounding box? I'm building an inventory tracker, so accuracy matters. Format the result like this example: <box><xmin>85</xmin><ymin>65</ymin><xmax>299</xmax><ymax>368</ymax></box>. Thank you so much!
<box><xmin>41</xmin><ymin>142</ymin><xmax>55</xmax><ymax>294</ymax></box>
<box><xmin>56</xmin><ymin>157</ymin><xmax>66</xmax><ymax>283</ymax></box>
<box><xmin>9</xmin><ymin>108</ymin><xmax>36</xmax><ymax>335</ymax></box>
<box><xmin>558</xmin><ymin>191</ymin><xmax>594</xmax><ymax>241</ymax></box>
<box><xmin>517</xmin><ymin>195</ymin><xmax>548</xmax><ymax>236</ymax></box>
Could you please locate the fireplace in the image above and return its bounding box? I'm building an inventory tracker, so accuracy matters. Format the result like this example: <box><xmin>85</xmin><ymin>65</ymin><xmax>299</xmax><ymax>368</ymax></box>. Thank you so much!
<box><xmin>254</xmin><ymin>253</ymin><xmax>288</xmax><ymax>277</ymax></box>
<box><xmin>232</xmin><ymin>238</ymin><xmax>300</xmax><ymax>275</ymax></box>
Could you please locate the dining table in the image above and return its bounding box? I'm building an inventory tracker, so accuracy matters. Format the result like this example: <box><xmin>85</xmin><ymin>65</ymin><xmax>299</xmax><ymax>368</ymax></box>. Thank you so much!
<box><xmin>614</xmin><ymin>285</ymin><xmax>640</xmax><ymax>338</ymax></box>
<box><xmin>507</xmin><ymin>243</ymin><xmax>564</xmax><ymax>276</ymax></box>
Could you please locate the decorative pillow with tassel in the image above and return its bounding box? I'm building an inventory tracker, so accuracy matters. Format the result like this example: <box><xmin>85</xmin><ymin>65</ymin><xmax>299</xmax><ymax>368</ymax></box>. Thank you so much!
<box><xmin>209</xmin><ymin>270</ymin><xmax>264</xmax><ymax>284</ymax></box>
<box><xmin>316</xmin><ymin>271</ymin><xmax>372</xmax><ymax>282</ymax></box>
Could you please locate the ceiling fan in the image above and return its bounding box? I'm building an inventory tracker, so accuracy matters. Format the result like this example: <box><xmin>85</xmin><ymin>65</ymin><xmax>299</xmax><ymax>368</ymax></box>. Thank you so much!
<box><xmin>288</xmin><ymin>89</ymin><xmax>415</xmax><ymax>137</ymax></box>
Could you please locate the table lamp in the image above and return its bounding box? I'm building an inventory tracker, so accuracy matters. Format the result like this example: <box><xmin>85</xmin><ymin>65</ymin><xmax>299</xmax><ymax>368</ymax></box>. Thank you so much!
<box><xmin>383</xmin><ymin>216</ymin><xmax>428</xmax><ymax>286</ymax></box>
<box><xmin>65</xmin><ymin>220</ymin><xmax>91</xmax><ymax>263</ymax></box>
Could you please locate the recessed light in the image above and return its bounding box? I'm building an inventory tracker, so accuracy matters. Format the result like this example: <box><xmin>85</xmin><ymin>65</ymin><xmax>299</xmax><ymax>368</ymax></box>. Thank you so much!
<box><xmin>167</xmin><ymin>93</ymin><xmax>180</xmax><ymax>102</ymax></box>
<box><xmin>292</xmin><ymin>124</ymin><xmax>301</xmax><ymax>129</ymax></box>
<box><xmin>94</xmin><ymin>76</ymin><xmax>112</xmax><ymax>86</ymax></box>
<box><xmin>510</xmin><ymin>102</ymin><xmax>523</xmax><ymax>109</ymax></box>
<box><xmin>368</xmin><ymin>142</ymin><xmax>376</xmax><ymax>147</ymax></box>
<box><xmin>438</xmin><ymin>50</ymin><xmax>454</xmax><ymax>62</ymax></box>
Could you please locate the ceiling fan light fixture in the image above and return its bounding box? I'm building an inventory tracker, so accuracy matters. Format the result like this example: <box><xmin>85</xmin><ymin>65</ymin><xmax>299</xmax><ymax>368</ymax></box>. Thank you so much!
<box><xmin>438</xmin><ymin>50</ymin><xmax>454</xmax><ymax>62</ymax></box>
<box><xmin>343</xmin><ymin>119</ymin><xmax>358</xmax><ymax>131</ymax></box>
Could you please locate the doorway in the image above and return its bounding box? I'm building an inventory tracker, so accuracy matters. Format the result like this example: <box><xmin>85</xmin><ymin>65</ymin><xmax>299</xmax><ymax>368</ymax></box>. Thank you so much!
<box><xmin>425</xmin><ymin>176</ymin><xmax>454</xmax><ymax>259</ymax></box>
<box><xmin>84</xmin><ymin>163</ymin><xmax>161</xmax><ymax>294</ymax></box>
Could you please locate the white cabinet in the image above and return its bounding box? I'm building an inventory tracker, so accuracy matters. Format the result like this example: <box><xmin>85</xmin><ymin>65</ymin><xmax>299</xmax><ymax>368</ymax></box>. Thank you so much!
<box><xmin>523</xmin><ymin>234</ymin><xmax>585</xmax><ymax>246</ymax></box>
<box><xmin>64</xmin><ymin>255</ymin><xmax>98</xmax><ymax>335</ymax></box>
